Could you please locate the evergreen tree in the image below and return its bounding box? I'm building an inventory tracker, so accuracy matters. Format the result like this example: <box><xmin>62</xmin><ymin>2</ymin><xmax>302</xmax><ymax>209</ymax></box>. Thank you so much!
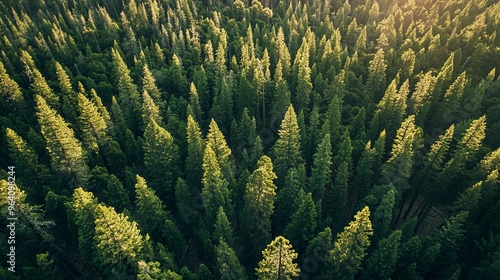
<box><xmin>93</xmin><ymin>204</ymin><xmax>144</xmax><ymax>268</ymax></box>
<box><xmin>206</xmin><ymin>118</ymin><xmax>236</xmax><ymax>186</ymax></box>
<box><xmin>214</xmin><ymin>206</ymin><xmax>234</xmax><ymax>246</ymax></box>
<box><xmin>0</xmin><ymin>61</ymin><xmax>23</xmax><ymax>106</ymax></box>
<box><xmin>309</xmin><ymin>133</ymin><xmax>332</xmax><ymax>202</ymax></box>
<box><xmin>36</xmin><ymin>95</ymin><xmax>89</xmax><ymax>186</ymax></box>
<box><xmin>111</xmin><ymin>47</ymin><xmax>141</xmax><ymax>131</ymax></box>
<box><xmin>215</xmin><ymin>239</ymin><xmax>247</xmax><ymax>280</ymax></box>
<box><xmin>256</xmin><ymin>236</ymin><xmax>300</xmax><ymax>280</ymax></box>
<box><xmin>380</xmin><ymin>115</ymin><xmax>422</xmax><ymax>195</ymax></box>
<box><xmin>284</xmin><ymin>192</ymin><xmax>317</xmax><ymax>253</ymax></box>
<box><xmin>331</xmin><ymin>206</ymin><xmax>373</xmax><ymax>280</ymax></box>
<box><xmin>54</xmin><ymin>61</ymin><xmax>78</xmax><ymax>124</ymax></box>
<box><xmin>21</xmin><ymin>50</ymin><xmax>59</xmax><ymax>108</ymax></box>
<box><xmin>141</xmin><ymin>90</ymin><xmax>162</xmax><ymax>127</ymax></box>
<box><xmin>69</xmin><ymin>188</ymin><xmax>98</xmax><ymax>262</ymax></box>
<box><xmin>77</xmin><ymin>93</ymin><xmax>108</xmax><ymax>155</ymax></box>
<box><xmin>186</xmin><ymin>115</ymin><xmax>205</xmax><ymax>189</ymax></box>
<box><xmin>5</xmin><ymin>128</ymin><xmax>50</xmax><ymax>202</ymax></box>
<box><xmin>361</xmin><ymin>230</ymin><xmax>402</xmax><ymax>280</ymax></box>
<box><xmin>372</xmin><ymin>189</ymin><xmax>396</xmax><ymax>241</ymax></box>
<box><xmin>202</xmin><ymin>145</ymin><xmax>233</xmax><ymax>225</ymax></box>
<box><xmin>143</xmin><ymin>118</ymin><xmax>179</xmax><ymax>200</ymax></box>
<box><xmin>242</xmin><ymin>156</ymin><xmax>277</xmax><ymax>250</ymax></box>
<box><xmin>273</xmin><ymin>105</ymin><xmax>304</xmax><ymax>185</ymax></box>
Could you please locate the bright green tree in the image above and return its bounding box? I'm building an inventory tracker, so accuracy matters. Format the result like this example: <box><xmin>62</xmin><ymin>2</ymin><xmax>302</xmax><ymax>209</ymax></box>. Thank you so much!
<box><xmin>93</xmin><ymin>204</ymin><xmax>144</xmax><ymax>268</ymax></box>
<box><xmin>207</xmin><ymin>118</ymin><xmax>236</xmax><ymax>186</ymax></box>
<box><xmin>77</xmin><ymin>93</ymin><xmax>108</xmax><ymax>155</ymax></box>
<box><xmin>331</xmin><ymin>206</ymin><xmax>373</xmax><ymax>280</ymax></box>
<box><xmin>273</xmin><ymin>105</ymin><xmax>304</xmax><ymax>184</ymax></box>
<box><xmin>256</xmin><ymin>236</ymin><xmax>300</xmax><ymax>280</ymax></box>
<box><xmin>242</xmin><ymin>156</ymin><xmax>277</xmax><ymax>250</ymax></box>
<box><xmin>36</xmin><ymin>95</ymin><xmax>89</xmax><ymax>186</ymax></box>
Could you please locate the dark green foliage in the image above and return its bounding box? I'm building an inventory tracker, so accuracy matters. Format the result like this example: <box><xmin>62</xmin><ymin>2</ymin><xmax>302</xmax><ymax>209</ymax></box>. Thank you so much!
<box><xmin>0</xmin><ymin>0</ymin><xmax>498</xmax><ymax>278</ymax></box>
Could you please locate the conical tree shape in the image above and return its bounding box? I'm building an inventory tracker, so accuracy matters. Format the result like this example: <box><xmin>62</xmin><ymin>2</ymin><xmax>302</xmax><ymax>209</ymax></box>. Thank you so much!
<box><xmin>309</xmin><ymin>133</ymin><xmax>332</xmax><ymax>202</ymax></box>
<box><xmin>381</xmin><ymin>115</ymin><xmax>422</xmax><ymax>194</ymax></box>
<box><xmin>6</xmin><ymin>128</ymin><xmax>50</xmax><ymax>202</ymax></box>
<box><xmin>141</xmin><ymin>90</ymin><xmax>162</xmax><ymax>126</ymax></box>
<box><xmin>141</xmin><ymin>63</ymin><xmax>162</xmax><ymax>106</ymax></box>
<box><xmin>36</xmin><ymin>95</ymin><xmax>88</xmax><ymax>186</ymax></box>
<box><xmin>284</xmin><ymin>192</ymin><xmax>317</xmax><ymax>253</ymax></box>
<box><xmin>372</xmin><ymin>189</ymin><xmax>396</xmax><ymax>241</ymax></box>
<box><xmin>331</xmin><ymin>206</ymin><xmax>373</xmax><ymax>280</ymax></box>
<box><xmin>256</xmin><ymin>236</ymin><xmax>300</xmax><ymax>280</ymax></box>
<box><xmin>54</xmin><ymin>61</ymin><xmax>78</xmax><ymax>123</ymax></box>
<box><xmin>207</xmin><ymin>118</ymin><xmax>236</xmax><ymax>185</ymax></box>
<box><xmin>21</xmin><ymin>50</ymin><xmax>59</xmax><ymax>108</ymax></box>
<box><xmin>135</xmin><ymin>175</ymin><xmax>169</xmax><ymax>234</ymax></box>
<box><xmin>215</xmin><ymin>239</ymin><xmax>247</xmax><ymax>280</ymax></box>
<box><xmin>361</xmin><ymin>230</ymin><xmax>402</xmax><ymax>280</ymax></box>
<box><xmin>189</xmin><ymin>82</ymin><xmax>203</xmax><ymax>123</ymax></box>
<box><xmin>202</xmin><ymin>145</ymin><xmax>233</xmax><ymax>225</ymax></box>
<box><xmin>77</xmin><ymin>93</ymin><xmax>108</xmax><ymax>154</ymax></box>
<box><xmin>0</xmin><ymin>61</ymin><xmax>23</xmax><ymax>106</ymax></box>
<box><xmin>214</xmin><ymin>206</ymin><xmax>234</xmax><ymax>246</ymax></box>
<box><xmin>186</xmin><ymin>115</ymin><xmax>205</xmax><ymax>189</ymax></box>
<box><xmin>93</xmin><ymin>204</ymin><xmax>144</xmax><ymax>268</ymax></box>
<box><xmin>69</xmin><ymin>188</ymin><xmax>98</xmax><ymax>262</ymax></box>
<box><xmin>273</xmin><ymin>105</ymin><xmax>304</xmax><ymax>184</ymax></box>
<box><xmin>111</xmin><ymin>47</ymin><xmax>141</xmax><ymax>131</ymax></box>
<box><xmin>143</xmin><ymin>118</ymin><xmax>179</xmax><ymax>199</ymax></box>
<box><xmin>242</xmin><ymin>156</ymin><xmax>277</xmax><ymax>250</ymax></box>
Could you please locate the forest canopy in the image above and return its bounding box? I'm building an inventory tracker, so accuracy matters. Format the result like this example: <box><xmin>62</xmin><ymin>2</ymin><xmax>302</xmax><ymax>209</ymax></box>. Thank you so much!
<box><xmin>0</xmin><ymin>0</ymin><xmax>499</xmax><ymax>279</ymax></box>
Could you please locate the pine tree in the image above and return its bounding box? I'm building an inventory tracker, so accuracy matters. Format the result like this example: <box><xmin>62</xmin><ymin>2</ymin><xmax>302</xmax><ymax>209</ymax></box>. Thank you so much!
<box><xmin>309</xmin><ymin>133</ymin><xmax>332</xmax><ymax>202</ymax></box>
<box><xmin>93</xmin><ymin>204</ymin><xmax>144</xmax><ymax>268</ymax></box>
<box><xmin>0</xmin><ymin>61</ymin><xmax>23</xmax><ymax>107</ymax></box>
<box><xmin>361</xmin><ymin>230</ymin><xmax>402</xmax><ymax>280</ymax></box>
<box><xmin>381</xmin><ymin>115</ymin><xmax>422</xmax><ymax>195</ymax></box>
<box><xmin>273</xmin><ymin>105</ymin><xmax>304</xmax><ymax>185</ymax></box>
<box><xmin>69</xmin><ymin>188</ymin><xmax>98</xmax><ymax>262</ymax></box>
<box><xmin>6</xmin><ymin>128</ymin><xmax>50</xmax><ymax>202</ymax></box>
<box><xmin>271</xmin><ymin>61</ymin><xmax>291</xmax><ymax>123</ymax></box>
<box><xmin>331</xmin><ymin>206</ymin><xmax>373</xmax><ymax>280</ymax></box>
<box><xmin>202</xmin><ymin>145</ymin><xmax>233</xmax><ymax>225</ymax></box>
<box><xmin>274</xmin><ymin>167</ymin><xmax>305</xmax><ymax>234</ymax></box>
<box><xmin>372</xmin><ymin>189</ymin><xmax>395</xmax><ymax>241</ymax></box>
<box><xmin>141</xmin><ymin>90</ymin><xmax>162</xmax><ymax>127</ymax></box>
<box><xmin>256</xmin><ymin>236</ymin><xmax>300</xmax><ymax>280</ymax></box>
<box><xmin>353</xmin><ymin>141</ymin><xmax>376</xmax><ymax>200</ymax></box>
<box><xmin>143</xmin><ymin>118</ymin><xmax>179</xmax><ymax>200</ymax></box>
<box><xmin>36</xmin><ymin>95</ymin><xmax>89</xmax><ymax>186</ymax></box>
<box><xmin>206</xmin><ymin>118</ymin><xmax>236</xmax><ymax>186</ymax></box>
<box><xmin>304</xmin><ymin>227</ymin><xmax>333</xmax><ymax>279</ymax></box>
<box><xmin>284</xmin><ymin>192</ymin><xmax>317</xmax><ymax>253</ymax></box>
<box><xmin>137</xmin><ymin>261</ymin><xmax>182</xmax><ymax>280</ymax></box>
<box><xmin>215</xmin><ymin>239</ymin><xmax>247</xmax><ymax>280</ymax></box>
<box><xmin>186</xmin><ymin>115</ymin><xmax>205</xmax><ymax>189</ymax></box>
<box><xmin>141</xmin><ymin>63</ymin><xmax>162</xmax><ymax>107</ymax></box>
<box><xmin>111</xmin><ymin>47</ymin><xmax>141</xmax><ymax>131</ymax></box>
<box><xmin>135</xmin><ymin>175</ymin><xmax>169</xmax><ymax>234</ymax></box>
<box><xmin>21</xmin><ymin>50</ymin><xmax>59</xmax><ymax>109</ymax></box>
<box><xmin>364</xmin><ymin>48</ymin><xmax>387</xmax><ymax>105</ymax></box>
<box><xmin>54</xmin><ymin>61</ymin><xmax>77</xmax><ymax>123</ymax></box>
<box><xmin>77</xmin><ymin>93</ymin><xmax>108</xmax><ymax>155</ymax></box>
<box><xmin>295</xmin><ymin>42</ymin><xmax>312</xmax><ymax>114</ymax></box>
<box><xmin>242</xmin><ymin>156</ymin><xmax>277</xmax><ymax>250</ymax></box>
<box><xmin>189</xmin><ymin>82</ymin><xmax>203</xmax><ymax>123</ymax></box>
<box><xmin>214</xmin><ymin>206</ymin><xmax>234</xmax><ymax>246</ymax></box>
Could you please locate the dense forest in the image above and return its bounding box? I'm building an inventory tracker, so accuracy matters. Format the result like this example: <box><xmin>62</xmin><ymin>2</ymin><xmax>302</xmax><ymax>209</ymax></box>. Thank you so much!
<box><xmin>0</xmin><ymin>0</ymin><xmax>499</xmax><ymax>279</ymax></box>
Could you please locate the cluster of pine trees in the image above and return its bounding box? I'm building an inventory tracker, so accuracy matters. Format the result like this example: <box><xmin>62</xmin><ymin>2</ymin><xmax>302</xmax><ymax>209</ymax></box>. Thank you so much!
<box><xmin>0</xmin><ymin>0</ymin><xmax>499</xmax><ymax>279</ymax></box>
